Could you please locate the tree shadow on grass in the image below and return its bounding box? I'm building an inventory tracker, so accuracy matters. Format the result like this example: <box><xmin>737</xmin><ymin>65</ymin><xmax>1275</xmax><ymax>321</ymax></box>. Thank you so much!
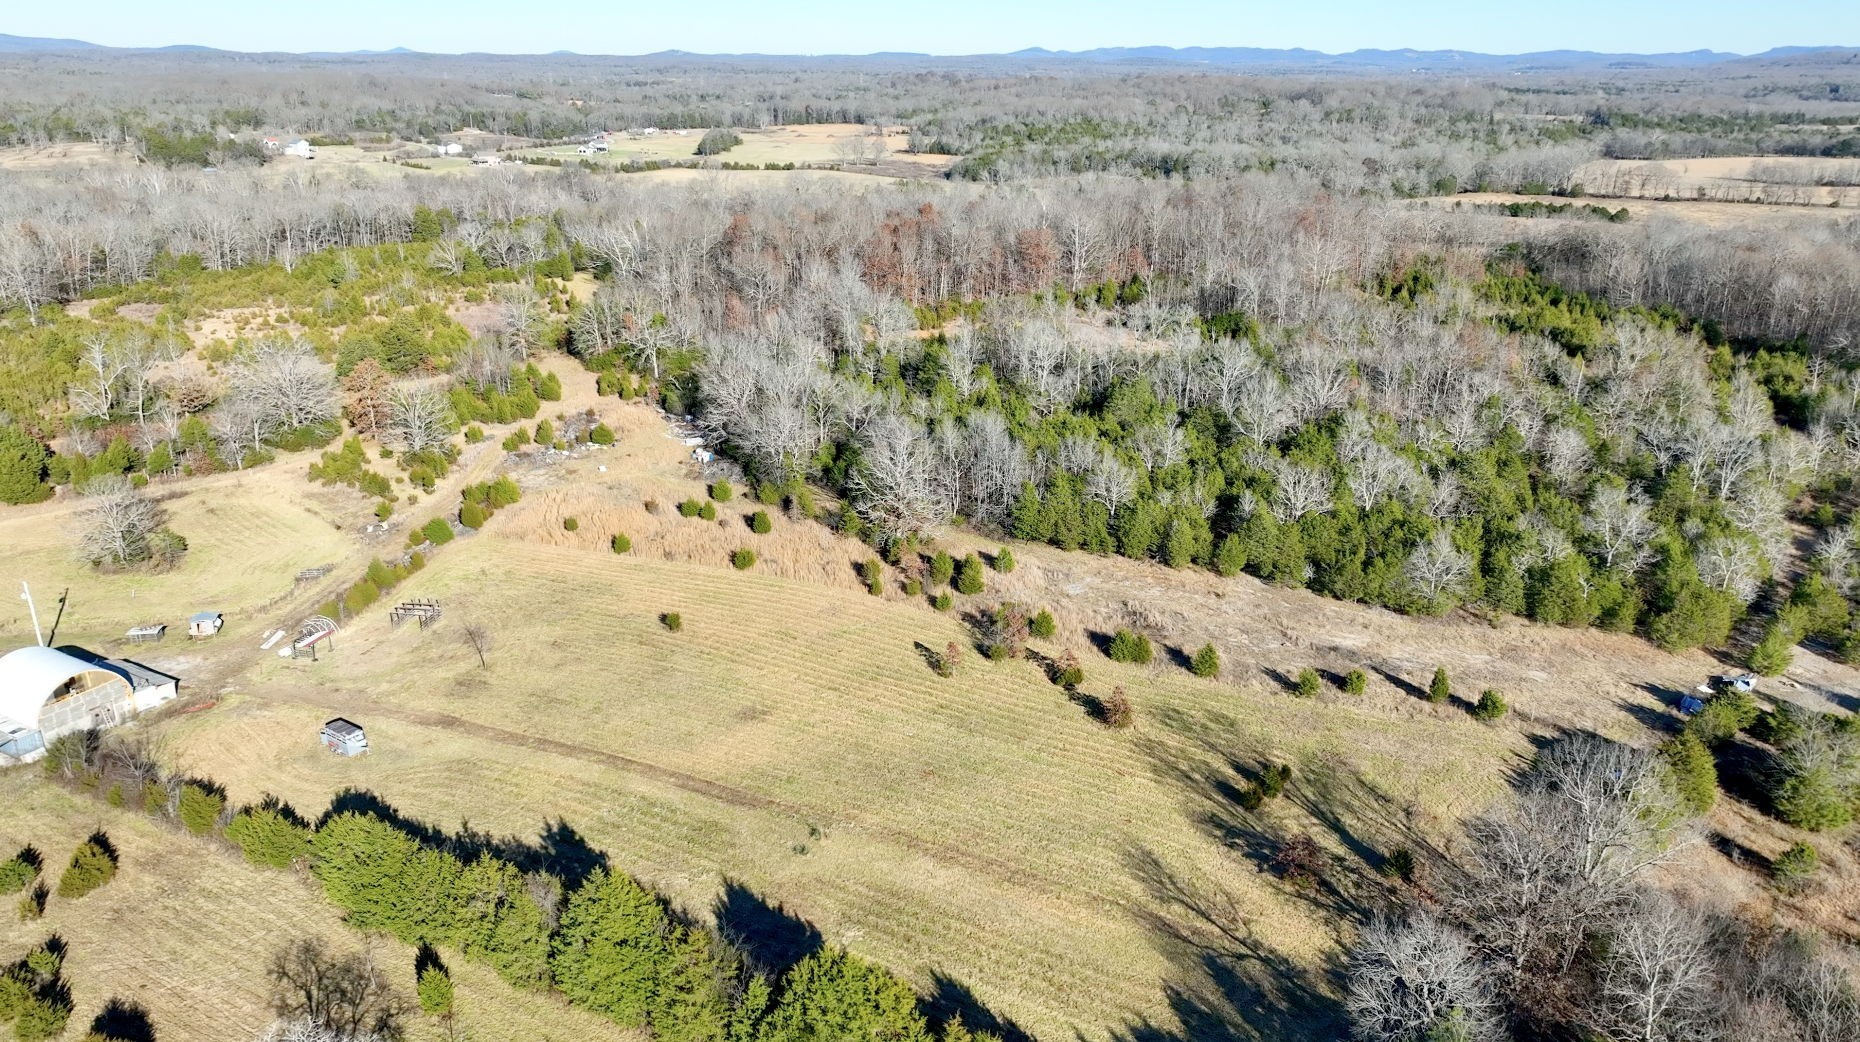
<box><xmin>1711</xmin><ymin>736</ymin><xmax>1780</xmax><ymax>816</ymax></box>
<box><xmin>912</xmin><ymin>640</ymin><xmax>941</xmax><ymax>673</ymax></box>
<box><xmin>1110</xmin><ymin>846</ymin><xmax>1347</xmax><ymax>1042</ymax></box>
<box><xmin>1259</xmin><ymin>667</ymin><xmax>1299</xmax><ymax>695</ymax></box>
<box><xmin>1617</xmin><ymin>695</ymin><xmax>1685</xmax><ymax>737</ymax></box>
<box><xmin>712</xmin><ymin>879</ymin><xmax>823</xmax><ymax>978</ymax></box>
<box><xmin>923</xmin><ymin>973</ymin><xmax>1034</xmax><ymax>1042</ymax></box>
<box><xmin>89</xmin><ymin>998</ymin><xmax>157</xmax><ymax>1042</ymax></box>
<box><xmin>1368</xmin><ymin>665</ymin><xmax>1427</xmax><ymax>701</ymax></box>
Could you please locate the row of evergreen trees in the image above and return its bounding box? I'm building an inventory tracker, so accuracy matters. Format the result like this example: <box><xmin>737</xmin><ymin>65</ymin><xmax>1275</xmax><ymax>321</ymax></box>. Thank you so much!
<box><xmin>42</xmin><ymin>736</ymin><xmax>999</xmax><ymax>1042</ymax></box>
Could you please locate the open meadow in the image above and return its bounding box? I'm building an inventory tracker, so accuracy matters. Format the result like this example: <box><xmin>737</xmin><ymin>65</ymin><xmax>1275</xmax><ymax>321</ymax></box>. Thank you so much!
<box><xmin>4</xmin><ymin>365</ymin><xmax>1853</xmax><ymax>1038</ymax></box>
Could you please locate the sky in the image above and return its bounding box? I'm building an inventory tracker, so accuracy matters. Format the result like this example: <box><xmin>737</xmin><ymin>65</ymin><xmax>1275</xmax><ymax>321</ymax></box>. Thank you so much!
<box><xmin>9</xmin><ymin>0</ymin><xmax>1860</xmax><ymax>56</ymax></box>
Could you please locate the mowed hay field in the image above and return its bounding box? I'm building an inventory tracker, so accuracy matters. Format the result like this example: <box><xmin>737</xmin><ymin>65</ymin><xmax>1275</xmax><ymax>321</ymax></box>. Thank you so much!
<box><xmin>0</xmin><ymin>467</ymin><xmax>357</xmax><ymax>653</ymax></box>
<box><xmin>520</xmin><ymin>123</ymin><xmax>950</xmax><ymax>173</ymax></box>
<box><xmin>157</xmin><ymin>522</ymin><xmax>1527</xmax><ymax>1039</ymax></box>
<box><xmin>0</xmin><ymin>776</ymin><xmax>641</xmax><ymax>1042</ymax></box>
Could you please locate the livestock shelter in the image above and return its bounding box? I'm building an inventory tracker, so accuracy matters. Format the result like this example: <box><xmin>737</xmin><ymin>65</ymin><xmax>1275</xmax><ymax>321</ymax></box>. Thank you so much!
<box><xmin>0</xmin><ymin>646</ymin><xmax>153</xmax><ymax>761</ymax></box>
<box><xmin>188</xmin><ymin>612</ymin><xmax>224</xmax><ymax>638</ymax></box>
<box><xmin>320</xmin><ymin>718</ymin><xmax>368</xmax><ymax>756</ymax></box>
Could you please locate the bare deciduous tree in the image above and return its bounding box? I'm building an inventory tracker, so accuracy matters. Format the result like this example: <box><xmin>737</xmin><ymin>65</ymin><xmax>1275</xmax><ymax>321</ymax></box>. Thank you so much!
<box><xmin>268</xmin><ymin>938</ymin><xmax>404</xmax><ymax>1042</ymax></box>
<box><xmin>1402</xmin><ymin>532</ymin><xmax>1471</xmax><ymax>604</ymax></box>
<box><xmin>1583</xmin><ymin>485</ymin><xmax>1658</xmax><ymax>573</ymax></box>
<box><xmin>1267</xmin><ymin>459</ymin><xmax>1334</xmax><ymax>523</ymax></box>
<box><xmin>850</xmin><ymin>414</ymin><xmax>947</xmax><ymax>539</ymax></box>
<box><xmin>1693</xmin><ymin>536</ymin><xmax>1761</xmax><ymax>604</ymax></box>
<box><xmin>385</xmin><ymin>383</ymin><xmax>455</xmax><ymax>456</ymax></box>
<box><xmin>460</xmin><ymin>622</ymin><xmax>492</xmax><ymax>670</ymax></box>
<box><xmin>1345</xmin><ymin>911</ymin><xmax>1498</xmax><ymax>1042</ymax></box>
<box><xmin>219</xmin><ymin>337</ymin><xmax>339</xmax><ymax>456</ymax></box>
<box><xmin>72</xmin><ymin>475</ymin><xmax>161</xmax><ymax>567</ymax></box>
<box><xmin>1589</xmin><ymin>893</ymin><xmax>1722</xmax><ymax>1042</ymax></box>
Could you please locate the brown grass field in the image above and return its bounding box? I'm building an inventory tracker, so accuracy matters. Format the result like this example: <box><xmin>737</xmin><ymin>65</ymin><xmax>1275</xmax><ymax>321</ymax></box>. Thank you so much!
<box><xmin>4</xmin><ymin>357</ymin><xmax>1857</xmax><ymax>1039</ymax></box>
<box><xmin>1424</xmin><ymin>191</ymin><xmax>1855</xmax><ymax>230</ymax></box>
<box><xmin>0</xmin><ymin>124</ymin><xmax>949</xmax><ymax>187</ymax></box>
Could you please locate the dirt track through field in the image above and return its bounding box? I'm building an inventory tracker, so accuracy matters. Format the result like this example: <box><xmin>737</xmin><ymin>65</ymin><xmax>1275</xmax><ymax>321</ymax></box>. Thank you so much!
<box><xmin>264</xmin><ymin>684</ymin><xmax>1113</xmax><ymax>908</ymax></box>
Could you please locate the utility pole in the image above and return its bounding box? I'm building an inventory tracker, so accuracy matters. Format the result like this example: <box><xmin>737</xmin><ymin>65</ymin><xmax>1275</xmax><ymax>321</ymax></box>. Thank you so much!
<box><xmin>20</xmin><ymin>581</ymin><xmax>44</xmax><ymax>647</ymax></box>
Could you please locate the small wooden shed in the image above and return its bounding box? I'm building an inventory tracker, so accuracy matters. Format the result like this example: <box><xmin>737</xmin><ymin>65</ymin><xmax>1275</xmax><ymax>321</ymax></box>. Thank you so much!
<box><xmin>188</xmin><ymin>612</ymin><xmax>224</xmax><ymax>639</ymax></box>
<box><xmin>320</xmin><ymin>718</ymin><xmax>368</xmax><ymax>757</ymax></box>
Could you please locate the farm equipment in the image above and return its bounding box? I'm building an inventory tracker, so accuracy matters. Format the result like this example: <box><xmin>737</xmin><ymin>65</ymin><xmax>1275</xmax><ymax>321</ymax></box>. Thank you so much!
<box><xmin>1697</xmin><ymin>673</ymin><xmax>1757</xmax><ymax>697</ymax></box>
<box><xmin>1682</xmin><ymin>673</ymin><xmax>1756</xmax><ymax>714</ymax></box>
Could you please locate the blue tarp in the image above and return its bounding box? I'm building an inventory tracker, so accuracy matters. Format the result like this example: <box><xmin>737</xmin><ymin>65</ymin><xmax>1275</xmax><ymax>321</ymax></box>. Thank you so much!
<box><xmin>1677</xmin><ymin>696</ymin><xmax>1706</xmax><ymax>715</ymax></box>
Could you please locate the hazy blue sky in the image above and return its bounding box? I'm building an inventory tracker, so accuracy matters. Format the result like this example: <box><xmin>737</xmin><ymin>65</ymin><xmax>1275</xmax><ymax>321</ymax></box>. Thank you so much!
<box><xmin>11</xmin><ymin>0</ymin><xmax>1860</xmax><ymax>55</ymax></box>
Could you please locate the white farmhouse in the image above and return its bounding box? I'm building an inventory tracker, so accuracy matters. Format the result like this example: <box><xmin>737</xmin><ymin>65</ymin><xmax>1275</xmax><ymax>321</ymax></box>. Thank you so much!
<box><xmin>283</xmin><ymin>139</ymin><xmax>315</xmax><ymax>159</ymax></box>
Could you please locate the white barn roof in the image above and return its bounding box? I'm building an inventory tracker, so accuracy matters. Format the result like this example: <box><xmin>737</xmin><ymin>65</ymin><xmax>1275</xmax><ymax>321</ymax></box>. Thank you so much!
<box><xmin>0</xmin><ymin>646</ymin><xmax>116</xmax><ymax>731</ymax></box>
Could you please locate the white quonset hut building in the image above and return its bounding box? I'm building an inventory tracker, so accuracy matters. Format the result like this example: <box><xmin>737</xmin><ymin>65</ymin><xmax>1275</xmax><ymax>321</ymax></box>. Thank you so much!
<box><xmin>0</xmin><ymin>646</ymin><xmax>179</xmax><ymax>761</ymax></box>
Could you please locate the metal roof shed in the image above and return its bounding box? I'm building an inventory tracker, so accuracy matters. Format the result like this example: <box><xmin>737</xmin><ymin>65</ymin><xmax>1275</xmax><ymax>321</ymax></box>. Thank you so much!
<box><xmin>320</xmin><ymin>718</ymin><xmax>368</xmax><ymax>756</ymax></box>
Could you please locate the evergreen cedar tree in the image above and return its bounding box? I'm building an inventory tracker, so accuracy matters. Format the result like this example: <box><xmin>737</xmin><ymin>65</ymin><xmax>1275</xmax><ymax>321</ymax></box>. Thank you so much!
<box><xmin>733</xmin><ymin>548</ymin><xmax>756</xmax><ymax>570</ymax></box>
<box><xmin>178</xmin><ymin>783</ymin><xmax>224</xmax><ymax>835</ymax></box>
<box><xmin>1472</xmin><ymin>689</ymin><xmax>1508</xmax><ymax>721</ymax></box>
<box><xmin>750</xmin><ymin>510</ymin><xmax>772</xmax><ymax>534</ymax></box>
<box><xmin>955</xmin><ymin>554</ymin><xmax>985</xmax><ymax>595</ymax></box>
<box><xmin>55</xmin><ymin>840</ymin><xmax>115</xmax><ymax>900</ymax></box>
<box><xmin>1772</xmin><ymin>842</ymin><xmax>1818</xmax><ymax>889</ymax></box>
<box><xmin>1190</xmin><ymin>643</ymin><xmax>1220</xmax><ymax>678</ymax></box>
<box><xmin>929</xmin><ymin>551</ymin><xmax>955</xmax><ymax>587</ymax></box>
<box><xmin>1660</xmin><ymin>733</ymin><xmax>1718</xmax><ymax>816</ymax></box>
<box><xmin>611</xmin><ymin>532</ymin><xmax>631</xmax><ymax>553</ymax></box>
<box><xmin>418</xmin><ymin>964</ymin><xmax>455</xmax><ymax>1017</ymax></box>
<box><xmin>1343</xmin><ymin>669</ymin><xmax>1367</xmax><ymax>695</ymax></box>
<box><xmin>226</xmin><ymin>804</ymin><xmax>315</xmax><ymax>868</ymax></box>
<box><xmin>1106</xmin><ymin>629</ymin><xmax>1152</xmax><ymax>664</ymax></box>
<box><xmin>1295</xmin><ymin>668</ymin><xmax>1322</xmax><ymax>698</ymax></box>
<box><xmin>0</xmin><ymin>425</ymin><xmax>52</xmax><ymax>504</ymax></box>
<box><xmin>1429</xmin><ymin>668</ymin><xmax>1451</xmax><ymax>704</ymax></box>
<box><xmin>1030</xmin><ymin>608</ymin><xmax>1056</xmax><ymax>638</ymax></box>
<box><xmin>0</xmin><ymin>853</ymin><xmax>37</xmax><ymax>895</ymax></box>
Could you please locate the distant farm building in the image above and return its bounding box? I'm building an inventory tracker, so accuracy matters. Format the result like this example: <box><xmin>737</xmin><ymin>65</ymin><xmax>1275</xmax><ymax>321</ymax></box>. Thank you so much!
<box><xmin>283</xmin><ymin>139</ymin><xmax>315</xmax><ymax>159</ymax></box>
<box><xmin>125</xmin><ymin>623</ymin><xmax>166</xmax><ymax>644</ymax></box>
<box><xmin>321</xmin><ymin>718</ymin><xmax>368</xmax><ymax>756</ymax></box>
<box><xmin>189</xmin><ymin>611</ymin><xmax>224</xmax><ymax>638</ymax></box>
<box><xmin>0</xmin><ymin>646</ymin><xmax>179</xmax><ymax>762</ymax></box>
<box><xmin>435</xmin><ymin>141</ymin><xmax>464</xmax><ymax>155</ymax></box>
<box><xmin>470</xmin><ymin>153</ymin><xmax>502</xmax><ymax>166</ymax></box>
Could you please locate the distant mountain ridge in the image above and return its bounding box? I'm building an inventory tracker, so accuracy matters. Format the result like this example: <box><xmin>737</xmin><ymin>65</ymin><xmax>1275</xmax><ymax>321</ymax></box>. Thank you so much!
<box><xmin>0</xmin><ymin>32</ymin><xmax>1854</xmax><ymax>70</ymax></box>
<box><xmin>0</xmin><ymin>32</ymin><xmax>102</xmax><ymax>52</ymax></box>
